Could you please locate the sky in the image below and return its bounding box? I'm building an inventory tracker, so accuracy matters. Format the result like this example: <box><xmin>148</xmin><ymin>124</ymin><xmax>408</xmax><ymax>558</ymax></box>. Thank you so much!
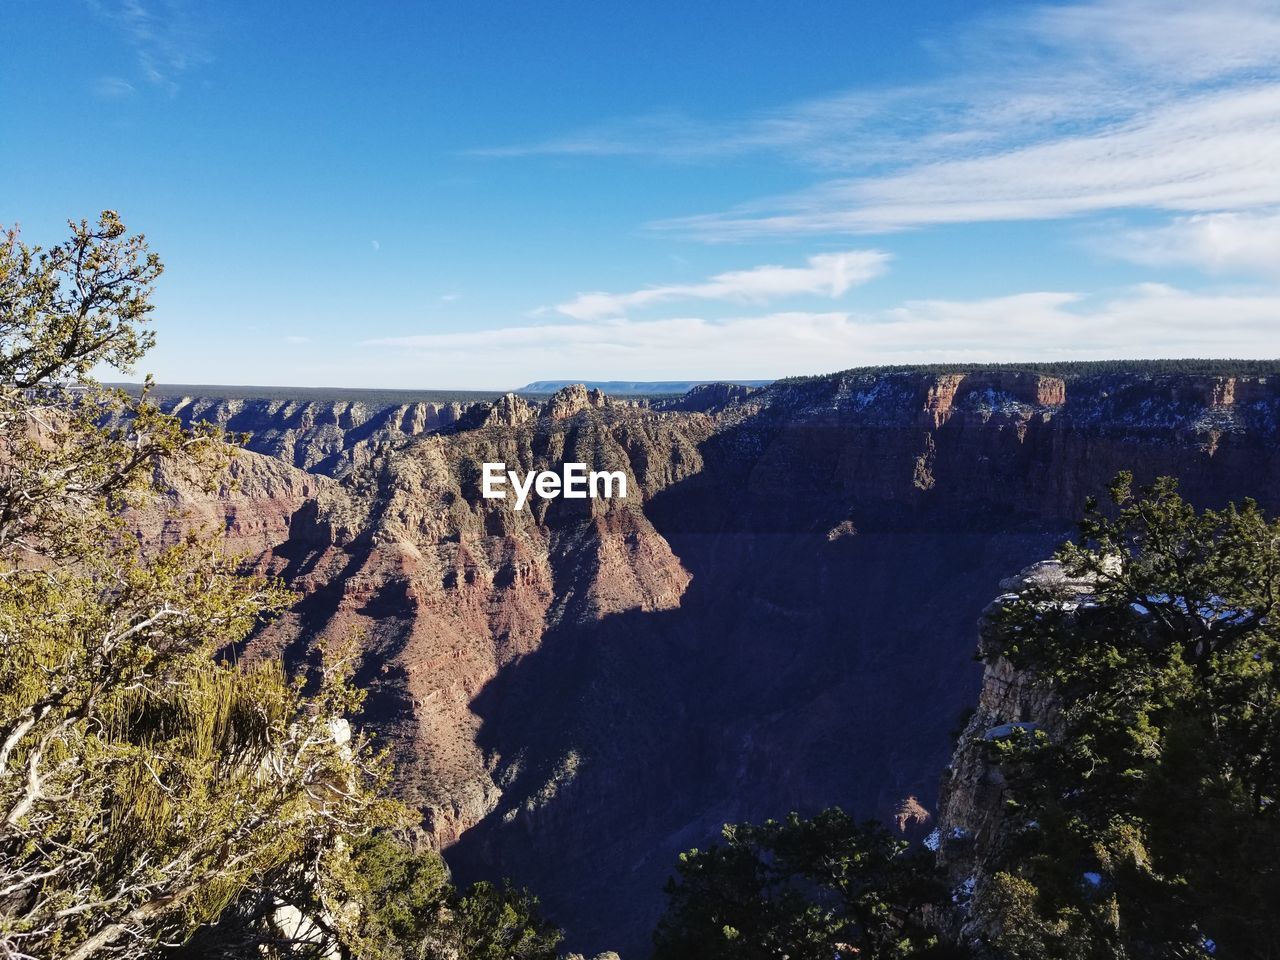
<box><xmin>3</xmin><ymin>0</ymin><xmax>1280</xmax><ymax>389</ymax></box>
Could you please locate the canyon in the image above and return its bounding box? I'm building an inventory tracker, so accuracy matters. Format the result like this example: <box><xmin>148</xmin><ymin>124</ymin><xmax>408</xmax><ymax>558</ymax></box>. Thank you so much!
<box><xmin>148</xmin><ymin>367</ymin><xmax>1280</xmax><ymax>957</ymax></box>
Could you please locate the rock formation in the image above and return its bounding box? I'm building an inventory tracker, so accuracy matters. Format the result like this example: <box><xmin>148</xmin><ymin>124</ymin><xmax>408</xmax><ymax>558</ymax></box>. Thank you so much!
<box><xmin>126</xmin><ymin>447</ymin><xmax>340</xmax><ymax>559</ymax></box>
<box><xmin>152</xmin><ymin>395</ymin><xmax>481</xmax><ymax>476</ymax></box>
<box><xmin>930</xmin><ymin>560</ymin><xmax>1085</xmax><ymax>946</ymax></box>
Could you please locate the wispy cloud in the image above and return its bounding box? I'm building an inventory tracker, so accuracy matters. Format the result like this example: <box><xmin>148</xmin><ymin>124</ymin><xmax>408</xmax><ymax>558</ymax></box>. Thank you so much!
<box><xmin>478</xmin><ymin>0</ymin><xmax>1280</xmax><ymax>240</ymax></box>
<box><xmin>481</xmin><ymin>1</ymin><xmax>1280</xmax><ymax>164</ymax></box>
<box><xmin>87</xmin><ymin>0</ymin><xmax>211</xmax><ymax>93</ymax></box>
<box><xmin>661</xmin><ymin>85</ymin><xmax>1280</xmax><ymax>238</ymax></box>
<box><xmin>471</xmin><ymin>87</ymin><xmax>1055</xmax><ymax>169</ymax></box>
<box><xmin>553</xmin><ymin>250</ymin><xmax>889</xmax><ymax>320</ymax></box>
<box><xmin>1110</xmin><ymin>210</ymin><xmax>1280</xmax><ymax>277</ymax></box>
<box><xmin>92</xmin><ymin>76</ymin><xmax>136</xmax><ymax>99</ymax></box>
<box><xmin>284</xmin><ymin>335</ymin><xmax>312</xmax><ymax>345</ymax></box>
<box><xmin>358</xmin><ymin>283</ymin><xmax>1280</xmax><ymax>386</ymax></box>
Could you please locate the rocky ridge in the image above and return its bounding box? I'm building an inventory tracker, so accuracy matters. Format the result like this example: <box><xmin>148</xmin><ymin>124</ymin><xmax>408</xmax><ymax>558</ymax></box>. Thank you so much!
<box><xmin>154</xmin><ymin>386</ymin><xmax>637</xmax><ymax>478</ymax></box>
<box><xmin>154</xmin><ymin>395</ymin><xmax>478</xmax><ymax>476</ymax></box>
<box><xmin>127</xmin><ymin>447</ymin><xmax>339</xmax><ymax>559</ymax></box>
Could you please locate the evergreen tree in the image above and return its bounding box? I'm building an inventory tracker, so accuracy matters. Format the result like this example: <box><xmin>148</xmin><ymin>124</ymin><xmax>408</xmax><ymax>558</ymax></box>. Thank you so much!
<box><xmin>980</xmin><ymin>473</ymin><xmax>1280</xmax><ymax>958</ymax></box>
<box><xmin>653</xmin><ymin>809</ymin><xmax>947</xmax><ymax>960</ymax></box>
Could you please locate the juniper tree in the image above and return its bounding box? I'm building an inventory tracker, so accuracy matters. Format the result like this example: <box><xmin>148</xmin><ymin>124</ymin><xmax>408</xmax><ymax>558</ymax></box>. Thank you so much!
<box><xmin>0</xmin><ymin>213</ymin><xmax>397</xmax><ymax>960</ymax></box>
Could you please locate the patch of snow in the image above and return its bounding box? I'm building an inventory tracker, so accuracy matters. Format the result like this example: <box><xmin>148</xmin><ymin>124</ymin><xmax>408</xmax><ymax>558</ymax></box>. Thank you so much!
<box><xmin>983</xmin><ymin>721</ymin><xmax>1039</xmax><ymax>741</ymax></box>
<box><xmin>1132</xmin><ymin>593</ymin><xmax>1253</xmax><ymax>626</ymax></box>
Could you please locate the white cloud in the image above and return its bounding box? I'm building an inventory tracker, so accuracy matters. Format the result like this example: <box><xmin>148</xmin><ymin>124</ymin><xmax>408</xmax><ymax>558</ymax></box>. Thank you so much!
<box><xmin>477</xmin><ymin>0</ymin><xmax>1280</xmax><ymax>240</ymax></box>
<box><xmin>554</xmin><ymin>250</ymin><xmax>890</xmax><ymax>320</ymax></box>
<box><xmin>881</xmin><ymin>285</ymin><xmax>1280</xmax><ymax>357</ymax></box>
<box><xmin>1111</xmin><ymin>210</ymin><xmax>1280</xmax><ymax>277</ymax></box>
<box><xmin>356</xmin><ymin>283</ymin><xmax>1280</xmax><ymax>388</ymax></box>
<box><xmin>659</xmin><ymin>85</ymin><xmax>1280</xmax><ymax>238</ymax></box>
<box><xmin>1022</xmin><ymin>0</ymin><xmax>1280</xmax><ymax>83</ymax></box>
<box><xmin>284</xmin><ymin>335</ymin><xmax>312</xmax><ymax>344</ymax></box>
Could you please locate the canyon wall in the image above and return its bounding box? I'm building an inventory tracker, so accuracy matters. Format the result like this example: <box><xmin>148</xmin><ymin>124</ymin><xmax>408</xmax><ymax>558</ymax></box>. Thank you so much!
<box><xmin>159</xmin><ymin>369</ymin><xmax>1280</xmax><ymax>957</ymax></box>
<box><xmin>153</xmin><ymin>394</ymin><xmax>484</xmax><ymax>476</ymax></box>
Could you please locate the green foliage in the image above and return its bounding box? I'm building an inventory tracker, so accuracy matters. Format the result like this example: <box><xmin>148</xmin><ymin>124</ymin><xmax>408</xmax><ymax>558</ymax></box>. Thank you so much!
<box><xmin>0</xmin><ymin>539</ymin><xmax>398</xmax><ymax>959</ymax></box>
<box><xmin>984</xmin><ymin>473</ymin><xmax>1280</xmax><ymax>958</ymax></box>
<box><xmin>0</xmin><ymin>213</ymin><xmax>377</xmax><ymax>960</ymax></box>
<box><xmin>449</xmin><ymin>881</ymin><xmax>564</xmax><ymax>960</ymax></box>
<box><xmin>338</xmin><ymin>833</ymin><xmax>455</xmax><ymax>951</ymax></box>
<box><xmin>0</xmin><ymin>212</ymin><xmax>229</xmax><ymax>565</ymax></box>
<box><xmin>0</xmin><ymin>211</ymin><xmax>159</xmax><ymax>388</ymax></box>
<box><xmin>653</xmin><ymin>809</ymin><xmax>947</xmax><ymax>960</ymax></box>
<box><xmin>971</xmin><ymin>873</ymin><xmax>1092</xmax><ymax>960</ymax></box>
<box><xmin>265</xmin><ymin>834</ymin><xmax>561</xmax><ymax>960</ymax></box>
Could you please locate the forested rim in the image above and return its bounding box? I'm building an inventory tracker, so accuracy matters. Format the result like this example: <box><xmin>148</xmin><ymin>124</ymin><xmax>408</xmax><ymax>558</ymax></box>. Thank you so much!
<box><xmin>779</xmin><ymin>357</ymin><xmax>1280</xmax><ymax>384</ymax></box>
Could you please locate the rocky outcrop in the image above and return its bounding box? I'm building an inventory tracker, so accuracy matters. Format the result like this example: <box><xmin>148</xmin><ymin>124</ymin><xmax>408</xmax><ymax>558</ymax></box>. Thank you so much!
<box><xmin>127</xmin><ymin>447</ymin><xmax>341</xmax><ymax>560</ymax></box>
<box><xmin>930</xmin><ymin>561</ymin><xmax>1089</xmax><ymax>944</ymax></box>
<box><xmin>655</xmin><ymin>382</ymin><xmax>759</xmax><ymax>413</ymax></box>
<box><xmin>146</xmin><ymin>367</ymin><xmax>1280</xmax><ymax>957</ymax></box>
<box><xmin>915</xmin><ymin>373</ymin><xmax>1065</xmax><ymax>428</ymax></box>
<box><xmin>545</xmin><ymin>384</ymin><xmax>608</xmax><ymax>420</ymax></box>
<box><xmin>479</xmin><ymin>392</ymin><xmax>537</xmax><ymax>428</ymax></box>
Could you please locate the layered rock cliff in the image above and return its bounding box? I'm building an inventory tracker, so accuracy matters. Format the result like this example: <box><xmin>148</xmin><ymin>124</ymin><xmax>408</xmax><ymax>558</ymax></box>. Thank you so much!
<box><xmin>153</xmin><ymin>394</ymin><xmax>483</xmax><ymax>476</ymax></box>
<box><xmin>152</xmin><ymin>385</ymin><xmax>636</xmax><ymax>478</ymax></box>
<box><xmin>127</xmin><ymin>447</ymin><xmax>339</xmax><ymax>559</ymax></box>
<box><xmin>154</xmin><ymin>367</ymin><xmax>1280</xmax><ymax>957</ymax></box>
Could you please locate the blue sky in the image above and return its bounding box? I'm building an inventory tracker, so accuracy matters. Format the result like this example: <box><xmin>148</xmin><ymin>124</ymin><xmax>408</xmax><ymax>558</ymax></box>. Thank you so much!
<box><xmin>4</xmin><ymin>0</ymin><xmax>1280</xmax><ymax>389</ymax></box>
